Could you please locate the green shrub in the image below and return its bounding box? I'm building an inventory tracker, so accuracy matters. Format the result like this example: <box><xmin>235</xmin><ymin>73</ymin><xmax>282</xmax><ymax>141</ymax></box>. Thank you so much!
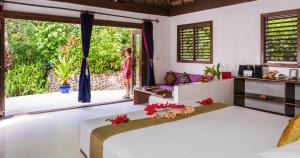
<box><xmin>89</xmin><ymin>26</ymin><xmax>131</xmax><ymax>73</ymax></box>
<box><xmin>34</xmin><ymin>22</ymin><xmax>81</xmax><ymax>65</ymax></box>
<box><xmin>10</xmin><ymin>41</ymin><xmax>41</xmax><ymax>65</ymax></box>
<box><xmin>5</xmin><ymin>63</ymin><xmax>48</xmax><ymax>97</ymax></box>
<box><xmin>89</xmin><ymin>50</ymin><xmax>122</xmax><ymax>73</ymax></box>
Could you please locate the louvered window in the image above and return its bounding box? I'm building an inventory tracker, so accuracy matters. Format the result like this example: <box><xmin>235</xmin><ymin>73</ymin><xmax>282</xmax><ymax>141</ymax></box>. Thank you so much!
<box><xmin>177</xmin><ymin>21</ymin><xmax>213</xmax><ymax>63</ymax></box>
<box><xmin>262</xmin><ymin>10</ymin><xmax>300</xmax><ymax>67</ymax></box>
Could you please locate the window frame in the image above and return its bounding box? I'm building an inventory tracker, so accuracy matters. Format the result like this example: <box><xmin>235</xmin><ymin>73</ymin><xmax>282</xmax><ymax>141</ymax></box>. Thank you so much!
<box><xmin>261</xmin><ymin>9</ymin><xmax>300</xmax><ymax>68</ymax></box>
<box><xmin>177</xmin><ymin>21</ymin><xmax>213</xmax><ymax>64</ymax></box>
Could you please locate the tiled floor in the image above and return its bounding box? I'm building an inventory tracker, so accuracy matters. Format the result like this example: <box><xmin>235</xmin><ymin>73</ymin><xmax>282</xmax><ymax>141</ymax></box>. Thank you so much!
<box><xmin>0</xmin><ymin>101</ymin><xmax>144</xmax><ymax>158</ymax></box>
<box><xmin>5</xmin><ymin>90</ymin><xmax>127</xmax><ymax>116</ymax></box>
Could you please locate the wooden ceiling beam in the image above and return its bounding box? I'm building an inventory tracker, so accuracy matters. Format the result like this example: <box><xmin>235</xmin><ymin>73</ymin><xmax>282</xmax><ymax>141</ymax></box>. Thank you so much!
<box><xmin>169</xmin><ymin>0</ymin><xmax>256</xmax><ymax>16</ymax></box>
<box><xmin>49</xmin><ymin>0</ymin><xmax>170</xmax><ymax>16</ymax></box>
<box><xmin>48</xmin><ymin>0</ymin><xmax>257</xmax><ymax>17</ymax></box>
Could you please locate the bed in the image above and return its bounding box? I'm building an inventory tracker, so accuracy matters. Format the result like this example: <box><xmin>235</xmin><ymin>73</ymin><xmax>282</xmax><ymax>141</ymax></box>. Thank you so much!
<box><xmin>80</xmin><ymin>104</ymin><xmax>290</xmax><ymax>158</ymax></box>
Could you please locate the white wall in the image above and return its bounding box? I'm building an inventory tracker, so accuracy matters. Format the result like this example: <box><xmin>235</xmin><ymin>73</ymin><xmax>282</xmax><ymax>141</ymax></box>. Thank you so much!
<box><xmin>168</xmin><ymin>0</ymin><xmax>300</xmax><ymax>76</ymax></box>
<box><xmin>3</xmin><ymin>0</ymin><xmax>171</xmax><ymax>83</ymax></box>
<box><xmin>174</xmin><ymin>79</ymin><xmax>234</xmax><ymax>104</ymax></box>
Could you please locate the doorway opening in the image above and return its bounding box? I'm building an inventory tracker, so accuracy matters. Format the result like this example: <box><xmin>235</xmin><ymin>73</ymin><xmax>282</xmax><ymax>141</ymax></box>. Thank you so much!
<box><xmin>3</xmin><ymin>18</ymin><xmax>143</xmax><ymax>116</ymax></box>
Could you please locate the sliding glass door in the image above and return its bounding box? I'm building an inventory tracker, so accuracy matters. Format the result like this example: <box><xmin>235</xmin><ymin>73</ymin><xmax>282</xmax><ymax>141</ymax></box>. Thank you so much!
<box><xmin>131</xmin><ymin>30</ymin><xmax>142</xmax><ymax>88</ymax></box>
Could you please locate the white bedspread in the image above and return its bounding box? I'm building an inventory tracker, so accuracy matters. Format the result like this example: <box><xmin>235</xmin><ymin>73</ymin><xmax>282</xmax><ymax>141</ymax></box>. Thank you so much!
<box><xmin>80</xmin><ymin>106</ymin><xmax>290</xmax><ymax>158</ymax></box>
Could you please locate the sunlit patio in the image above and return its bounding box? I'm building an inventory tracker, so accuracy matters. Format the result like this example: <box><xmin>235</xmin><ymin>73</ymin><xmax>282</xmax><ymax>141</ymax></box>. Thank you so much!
<box><xmin>5</xmin><ymin>90</ymin><xmax>129</xmax><ymax>116</ymax></box>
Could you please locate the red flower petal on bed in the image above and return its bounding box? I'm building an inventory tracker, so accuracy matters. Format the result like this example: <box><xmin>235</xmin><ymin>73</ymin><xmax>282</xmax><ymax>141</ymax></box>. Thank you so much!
<box><xmin>176</xmin><ymin>105</ymin><xmax>186</xmax><ymax>109</ymax></box>
<box><xmin>200</xmin><ymin>98</ymin><xmax>214</xmax><ymax>105</ymax></box>
<box><xmin>111</xmin><ymin>114</ymin><xmax>129</xmax><ymax>124</ymax></box>
<box><xmin>144</xmin><ymin>103</ymin><xmax>187</xmax><ymax>116</ymax></box>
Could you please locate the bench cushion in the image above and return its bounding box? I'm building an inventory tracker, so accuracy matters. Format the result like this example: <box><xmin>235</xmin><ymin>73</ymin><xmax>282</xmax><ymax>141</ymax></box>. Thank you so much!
<box><xmin>157</xmin><ymin>84</ymin><xmax>174</xmax><ymax>91</ymax></box>
<box><xmin>174</xmin><ymin>72</ymin><xmax>202</xmax><ymax>85</ymax></box>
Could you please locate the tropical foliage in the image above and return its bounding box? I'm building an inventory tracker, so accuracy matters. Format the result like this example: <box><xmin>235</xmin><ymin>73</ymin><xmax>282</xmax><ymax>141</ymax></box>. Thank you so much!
<box><xmin>53</xmin><ymin>53</ymin><xmax>78</xmax><ymax>85</ymax></box>
<box><xmin>5</xmin><ymin>63</ymin><xmax>48</xmax><ymax>97</ymax></box>
<box><xmin>203</xmin><ymin>63</ymin><xmax>221</xmax><ymax>80</ymax></box>
<box><xmin>53</xmin><ymin>34</ymin><xmax>78</xmax><ymax>85</ymax></box>
<box><xmin>5</xmin><ymin>18</ymin><xmax>132</xmax><ymax>97</ymax></box>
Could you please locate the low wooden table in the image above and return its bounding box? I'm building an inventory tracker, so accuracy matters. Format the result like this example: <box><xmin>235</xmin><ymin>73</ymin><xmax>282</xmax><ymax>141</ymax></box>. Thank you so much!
<box><xmin>133</xmin><ymin>88</ymin><xmax>172</xmax><ymax>105</ymax></box>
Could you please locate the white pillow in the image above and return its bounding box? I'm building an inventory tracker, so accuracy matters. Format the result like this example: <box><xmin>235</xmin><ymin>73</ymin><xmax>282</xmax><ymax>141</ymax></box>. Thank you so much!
<box><xmin>259</xmin><ymin>140</ymin><xmax>300</xmax><ymax>158</ymax></box>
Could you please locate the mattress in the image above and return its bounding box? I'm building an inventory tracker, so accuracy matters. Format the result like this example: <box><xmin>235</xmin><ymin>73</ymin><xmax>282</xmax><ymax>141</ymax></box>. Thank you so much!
<box><xmin>80</xmin><ymin>106</ymin><xmax>290</xmax><ymax>158</ymax></box>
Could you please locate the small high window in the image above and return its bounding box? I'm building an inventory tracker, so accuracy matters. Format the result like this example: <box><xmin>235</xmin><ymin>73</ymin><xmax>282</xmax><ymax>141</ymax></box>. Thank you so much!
<box><xmin>261</xmin><ymin>9</ymin><xmax>300</xmax><ymax>67</ymax></box>
<box><xmin>177</xmin><ymin>21</ymin><xmax>213</xmax><ymax>63</ymax></box>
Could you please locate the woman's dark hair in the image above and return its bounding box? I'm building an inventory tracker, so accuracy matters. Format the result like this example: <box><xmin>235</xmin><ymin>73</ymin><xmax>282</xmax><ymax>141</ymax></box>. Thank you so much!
<box><xmin>123</xmin><ymin>48</ymin><xmax>132</xmax><ymax>55</ymax></box>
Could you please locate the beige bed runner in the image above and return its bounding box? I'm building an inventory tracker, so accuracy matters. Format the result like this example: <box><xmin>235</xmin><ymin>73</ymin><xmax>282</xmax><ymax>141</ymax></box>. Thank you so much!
<box><xmin>90</xmin><ymin>103</ymin><xmax>230</xmax><ymax>158</ymax></box>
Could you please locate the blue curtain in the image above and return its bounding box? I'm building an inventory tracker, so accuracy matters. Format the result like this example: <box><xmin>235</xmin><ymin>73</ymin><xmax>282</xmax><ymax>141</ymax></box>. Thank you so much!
<box><xmin>142</xmin><ymin>21</ymin><xmax>155</xmax><ymax>86</ymax></box>
<box><xmin>78</xmin><ymin>12</ymin><xmax>94</xmax><ymax>103</ymax></box>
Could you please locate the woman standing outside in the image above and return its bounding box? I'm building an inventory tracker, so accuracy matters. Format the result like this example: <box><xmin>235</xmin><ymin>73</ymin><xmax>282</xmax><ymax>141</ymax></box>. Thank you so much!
<box><xmin>121</xmin><ymin>48</ymin><xmax>133</xmax><ymax>99</ymax></box>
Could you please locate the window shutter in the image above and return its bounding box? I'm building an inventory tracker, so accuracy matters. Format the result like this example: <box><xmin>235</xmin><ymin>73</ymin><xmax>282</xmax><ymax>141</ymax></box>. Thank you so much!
<box><xmin>178</xmin><ymin>26</ymin><xmax>194</xmax><ymax>61</ymax></box>
<box><xmin>177</xmin><ymin>21</ymin><xmax>213</xmax><ymax>63</ymax></box>
<box><xmin>195</xmin><ymin>24</ymin><xmax>212</xmax><ymax>62</ymax></box>
<box><xmin>264</xmin><ymin>13</ymin><xmax>298</xmax><ymax>63</ymax></box>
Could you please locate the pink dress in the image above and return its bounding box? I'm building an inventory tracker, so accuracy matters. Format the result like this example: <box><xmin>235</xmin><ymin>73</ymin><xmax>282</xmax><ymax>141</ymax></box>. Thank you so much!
<box><xmin>122</xmin><ymin>57</ymin><xmax>132</xmax><ymax>79</ymax></box>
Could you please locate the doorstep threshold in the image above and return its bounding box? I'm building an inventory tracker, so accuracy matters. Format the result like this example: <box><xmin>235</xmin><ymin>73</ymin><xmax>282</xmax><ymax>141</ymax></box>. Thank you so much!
<box><xmin>1</xmin><ymin>99</ymin><xmax>133</xmax><ymax>120</ymax></box>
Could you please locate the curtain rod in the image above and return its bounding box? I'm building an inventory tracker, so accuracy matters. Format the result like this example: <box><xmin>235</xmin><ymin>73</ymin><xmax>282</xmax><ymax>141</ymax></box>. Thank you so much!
<box><xmin>2</xmin><ymin>0</ymin><xmax>160</xmax><ymax>23</ymax></box>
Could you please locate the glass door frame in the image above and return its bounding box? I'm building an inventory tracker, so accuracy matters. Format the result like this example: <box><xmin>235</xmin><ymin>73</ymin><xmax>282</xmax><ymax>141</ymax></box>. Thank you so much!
<box><xmin>0</xmin><ymin>16</ymin><xmax>5</xmax><ymax>118</ymax></box>
<box><xmin>131</xmin><ymin>29</ymin><xmax>143</xmax><ymax>88</ymax></box>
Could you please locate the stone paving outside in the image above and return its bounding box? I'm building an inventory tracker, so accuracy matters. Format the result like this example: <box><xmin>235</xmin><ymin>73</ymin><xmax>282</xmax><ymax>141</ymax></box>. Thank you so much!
<box><xmin>5</xmin><ymin>90</ymin><xmax>128</xmax><ymax>116</ymax></box>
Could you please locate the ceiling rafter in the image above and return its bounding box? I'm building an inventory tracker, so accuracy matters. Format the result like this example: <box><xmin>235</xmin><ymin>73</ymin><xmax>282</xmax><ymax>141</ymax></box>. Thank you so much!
<box><xmin>170</xmin><ymin>0</ymin><xmax>256</xmax><ymax>16</ymax></box>
<box><xmin>49</xmin><ymin>0</ymin><xmax>257</xmax><ymax>16</ymax></box>
<box><xmin>50</xmin><ymin>0</ymin><xmax>170</xmax><ymax>16</ymax></box>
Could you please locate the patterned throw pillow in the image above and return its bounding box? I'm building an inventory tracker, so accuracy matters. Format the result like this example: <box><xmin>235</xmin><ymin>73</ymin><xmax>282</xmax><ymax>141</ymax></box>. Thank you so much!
<box><xmin>277</xmin><ymin>113</ymin><xmax>300</xmax><ymax>147</ymax></box>
<box><xmin>178</xmin><ymin>72</ymin><xmax>192</xmax><ymax>84</ymax></box>
<box><xmin>165</xmin><ymin>71</ymin><xmax>177</xmax><ymax>85</ymax></box>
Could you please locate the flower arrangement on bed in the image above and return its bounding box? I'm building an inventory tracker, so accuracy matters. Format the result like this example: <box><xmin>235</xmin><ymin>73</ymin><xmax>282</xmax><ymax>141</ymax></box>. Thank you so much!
<box><xmin>144</xmin><ymin>103</ymin><xmax>195</xmax><ymax>119</ymax></box>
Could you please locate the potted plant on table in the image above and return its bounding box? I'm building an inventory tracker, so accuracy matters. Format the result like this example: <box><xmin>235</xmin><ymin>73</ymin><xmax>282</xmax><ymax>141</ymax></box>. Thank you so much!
<box><xmin>203</xmin><ymin>63</ymin><xmax>221</xmax><ymax>80</ymax></box>
<box><xmin>53</xmin><ymin>53</ymin><xmax>77</xmax><ymax>94</ymax></box>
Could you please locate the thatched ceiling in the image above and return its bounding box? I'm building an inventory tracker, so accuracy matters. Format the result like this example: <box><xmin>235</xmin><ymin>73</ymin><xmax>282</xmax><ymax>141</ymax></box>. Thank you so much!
<box><xmin>113</xmin><ymin>0</ymin><xmax>195</xmax><ymax>6</ymax></box>
<box><xmin>49</xmin><ymin>0</ymin><xmax>256</xmax><ymax>16</ymax></box>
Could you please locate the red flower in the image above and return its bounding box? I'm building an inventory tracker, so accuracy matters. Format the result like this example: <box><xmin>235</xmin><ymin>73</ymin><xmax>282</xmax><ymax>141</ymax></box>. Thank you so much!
<box><xmin>111</xmin><ymin>114</ymin><xmax>129</xmax><ymax>124</ymax></box>
<box><xmin>146</xmin><ymin>109</ymin><xmax>157</xmax><ymax>115</ymax></box>
<box><xmin>200</xmin><ymin>98</ymin><xmax>214</xmax><ymax>105</ymax></box>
